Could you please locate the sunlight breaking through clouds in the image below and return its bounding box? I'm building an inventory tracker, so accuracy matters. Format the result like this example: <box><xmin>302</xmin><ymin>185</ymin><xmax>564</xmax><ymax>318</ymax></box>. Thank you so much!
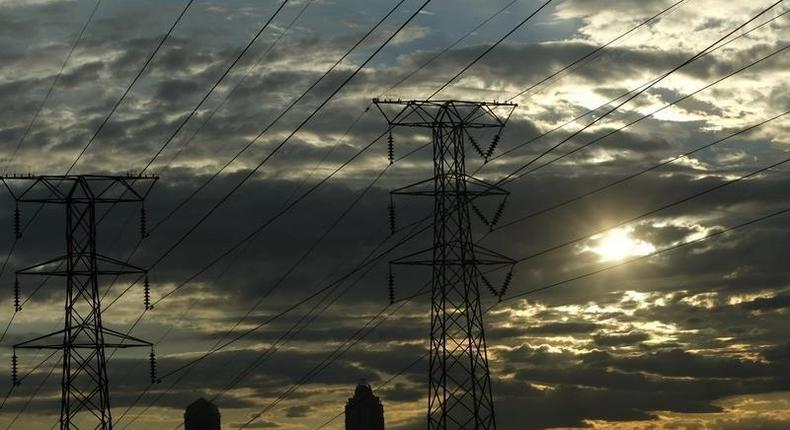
<box><xmin>581</xmin><ymin>226</ymin><xmax>657</xmax><ymax>261</ymax></box>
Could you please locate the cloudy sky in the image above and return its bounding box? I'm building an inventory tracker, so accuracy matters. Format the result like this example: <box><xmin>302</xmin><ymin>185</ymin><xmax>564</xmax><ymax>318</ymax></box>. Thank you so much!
<box><xmin>0</xmin><ymin>0</ymin><xmax>788</xmax><ymax>429</ymax></box>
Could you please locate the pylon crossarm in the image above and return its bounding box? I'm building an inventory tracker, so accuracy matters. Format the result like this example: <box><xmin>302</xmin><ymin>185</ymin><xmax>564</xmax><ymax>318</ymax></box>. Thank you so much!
<box><xmin>16</xmin><ymin>255</ymin><xmax>69</xmax><ymax>276</ymax></box>
<box><xmin>0</xmin><ymin>175</ymin><xmax>158</xmax><ymax>204</ymax></box>
<box><xmin>391</xmin><ymin>177</ymin><xmax>437</xmax><ymax>197</ymax></box>
<box><xmin>473</xmin><ymin>244</ymin><xmax>516</xmax><ymax>265</ymax></box>
<box><xmin>101</xmin><ymin>327</ymin><xmax>153</xmax><ymax>348</ymax></box>
<box><xmin>464</xmin><ymin>175</ymin><xmax>509</xmax><ymax>196</ymax></box>
<box><xmin>0</xmin><ymin>176</ymin><xmax>71</xmax><ymax>202</ymax></box>
<box><xmin>94</xmin><ymin>254</ymin><xmax>147</xmax><ymax>275</ymax></box>
<box><xmin>14</xmin><ymin>329</ymin><xmax>67</xmax><ymax>349</ymax></box>
<box><xmin>390</xmin><ymin>246</ymin><xmax>435</xmax><ymax>266</ymax></box>
<box><xmin>373</xmin><ymin>99</ymin><xmax>516</xmax><ymax>128</ymax></box>
<box><xmin>85</xmin><ymin>175</ymin><xmax>158</xmax><ymax>201</ymax></box>
<box><xmin>391</xmin><ymin>255</ymin><xmax>508</xmax><ymax>268</ymax></box>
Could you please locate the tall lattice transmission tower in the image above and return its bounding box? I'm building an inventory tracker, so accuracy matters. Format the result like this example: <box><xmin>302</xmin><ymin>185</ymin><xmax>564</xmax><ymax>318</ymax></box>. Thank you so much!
<box><xmin>374</xmin><ymin>99</ymin><xmax>517</xmax><ymax>430</ymax></box>
<box><xmin>4</xmin><ymin>174</ymin><xmax>159</xmax><ymax>430</ymax></box>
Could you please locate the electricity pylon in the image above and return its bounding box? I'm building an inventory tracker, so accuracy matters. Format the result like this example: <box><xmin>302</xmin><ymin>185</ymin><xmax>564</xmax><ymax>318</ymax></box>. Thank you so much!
<box><xmin>374</xmin><ymin>99</ymin><xmax>517</xmax><ymax>430</ymax></box>
<box><xmin>3</xmin><ymin>174</ymin><xmax>158</xmax><ymax>430</ymax></box>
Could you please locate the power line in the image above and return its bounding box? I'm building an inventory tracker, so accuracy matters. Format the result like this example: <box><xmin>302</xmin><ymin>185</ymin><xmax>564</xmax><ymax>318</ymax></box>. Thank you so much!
<box><xmin>91</xmin><ymin>0</ymin><xmax>699</xmax><ymax>327</ymax></box>
<box><xmin>481</xmin><ymin>5</ymin><xmax>789</xmax><ymax>168</ymax></box>
<box><xmin>500</xmin><ymin>43</ymin><xmax>788</xmax><ymax>185</ymax></box>
<box><xmin>83</xmin><ymin>5</ymin><xmax>439</xmax><ymax>420</ymax></box>
<box><xmin>490</xmin><ymin>110</ymin><xmax>789</xmax><ymax>233</ymax></box>
<box><xmin>105</xmin><ymin>4</ymin><xmax>566</xmax><ymax>420</ymax></box>
<box><xmin>510</xmin><ymin>155</ymin><xmax>790</xmax><ymax>265</ymax></box>
<box><xmin>493</xmin><ymin>0</ymin><xmax>784</xmax><ymax>186</ymax></box>
<box><xmin>161</xmin><ymin>0</ymin><xmax>316</xmax><ymax>171</ymax></box>
<box><xmin>128</xmin><ymin>107</ymin><xmax>787</xmax><ymax>430</ymax></box>
<box><xmin>142</xmin><ymin>0</ymin><xmax>552</xmax><ymax>308</ymax></box>
<box><xmin>93</xmin><ymin>0</ymin><xmax>296</xmax><ymax>301</ymax></box>
<box><xmin>154</xmin><ymin>112</ymin><xmax>790</xmax><ymax>429</ymax></box>
<box><xmin>428</xmin><ymin>0</ymin><xmax>554</xmax><ymax>99</ymax></box>
<box><xmin>212</xmin><ymin>93</ymin><xmax>790</xmax><ymax>429</ymax></box>
<box><xmin>263</xmin><ymin>199</ymin><xmax>790</xmax><ymax>429</ymax></box>
<box><xmin>4</xmin><ymin>0</ymin><xmax>103</xmax><ymax>170</ymax></box>
<box><xmin>312</xmin><ymin>204</ymin><xmax>790</xmax><ymax>429</ymax></box>
<box><xmin>0</xmin><ymin>2</ymin><xmax>196</xmax><ymax>410</ymax></box>
<box><xmin>382</xmin><ymin>0</ymin><xmax>522</xmax><ymax>98</ymax></box>
<box><xmin>136</xmin><ymin>0</ymin><xmax>291</xmax><ymax>176</ymax></box>
<box><xmin>501</xmin><ymin>206</ymin><xmax>790</xmax><ymax>301</ymax></box>
<box><xmin>144</xmin><ymin>0</ymin><xmax>410</xmax><ymax>237</ymax></box>
<box><xmin>9</xmin><ymin>2</ymin><xmax>784</xmax><ymax>424</ymax></box>
<box><xmin>108</xmin><ymin>0</ymin><xmax>564</xmax><ymax>382</ymax></box>
<box><xmin>0</xmin><ymin>0</ymin><xmax>200</xmax><ymax>309</ymax></box>
<box><xmin>0</xmin><ymin>349</ymin><xmax>58</xmax><ymax>410</ymax></box>
<box><xmin>65</xmin><ymin>0</ymin><xmax>195</xmax><ymax>175</ymax></box>
<box><xmin>136</xmin><ymin>2</ymin><xmax>790</xmax><ymax>424</ymax></box>
<box><xmin>116</xmin><ymin>0</ymin><xmax>784</xmax><ymax>384</ymax></box>
<box><xmin>143</xmin><ymin>0</ymin><xmax>432</xmax><ymax>275</ymax></box>
<box><xmin>4</xmin><ymin>357</ymin><xmax>61</xmax><ymax>430</ymax></box>
<box><xmin>505</xmin><ymin>0</ymin><xmax>687</xmax><ymax>102</ymax></box>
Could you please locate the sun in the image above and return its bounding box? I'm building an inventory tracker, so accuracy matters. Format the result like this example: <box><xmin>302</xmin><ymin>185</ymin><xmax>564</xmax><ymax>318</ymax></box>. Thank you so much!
<box><xmin>585</xmin><ymin>227</ymin><xmax>656</xmax><ymax>262</ymax></box>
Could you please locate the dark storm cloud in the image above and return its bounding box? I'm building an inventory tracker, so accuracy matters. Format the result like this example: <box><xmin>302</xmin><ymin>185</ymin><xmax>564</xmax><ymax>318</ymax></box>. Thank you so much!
<box><xmin>524</xmin><ymin>321</ymin><xmax>601</xmax><ymax>335</ymax></box>
<box><xmin>488</xmin><ymin>342</ymin><xmax>790</xmax><ymax>429</ymax></box>
<box><xmin>588</xmin><ymin>348</ymin><xmax>780</xmax><ymax>378</ymax></box>
<box><xmin>284</xmin><ymin>404</ymin><xmax>312</xmax><ymax>418</ymax></box>
<box><xmin>592</xmin><ymin>330</ymin><xmax>650</xmax><ymax>346</ymax></box>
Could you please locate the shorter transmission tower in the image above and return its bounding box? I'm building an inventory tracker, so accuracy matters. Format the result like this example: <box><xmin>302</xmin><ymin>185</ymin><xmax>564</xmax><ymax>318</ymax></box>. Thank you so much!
<box><xmin>4</xmin><ymin>174</ymin><xmax>158</xmax><ymax>430</ymax></box>
<box><xmin>374</xmin><ymin>99</ymin><xmax>516</xmax><ymax>430</ymax></box>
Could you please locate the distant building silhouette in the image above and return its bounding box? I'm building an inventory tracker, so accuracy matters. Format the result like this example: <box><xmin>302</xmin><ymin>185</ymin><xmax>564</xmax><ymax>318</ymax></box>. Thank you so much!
<box><xmin>185</xmin><ymin>398</ymin><xmax>220</xmax><ymax>430</ymax></box>
<box><xmin>345</xmin><ymin>382</ymin><xmax>385</xmax><ymax>430</ymax></box>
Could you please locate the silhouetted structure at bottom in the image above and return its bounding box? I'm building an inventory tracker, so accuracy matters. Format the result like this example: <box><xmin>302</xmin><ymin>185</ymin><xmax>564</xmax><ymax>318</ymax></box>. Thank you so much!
<box><xmin>345</xmin><ymin>383</ymin><xmax>385</xmax><ymax>430</ymax></box>
<box><xmin>185</xmin><ymin>398</ymin><xmax>221</xmax><ymax>430</ymax></box>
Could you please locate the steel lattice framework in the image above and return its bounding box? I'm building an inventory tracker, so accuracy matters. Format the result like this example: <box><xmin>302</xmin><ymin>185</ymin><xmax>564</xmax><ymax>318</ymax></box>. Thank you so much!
<box><xmin>3</xmin><ymin>175</ymin><xmax>158</xmax><ymax>430</ymax></box>
<box><xmin>374</xmin><ymin>99</ymin><xmax>517</xmax><ymax>430</ymax></box>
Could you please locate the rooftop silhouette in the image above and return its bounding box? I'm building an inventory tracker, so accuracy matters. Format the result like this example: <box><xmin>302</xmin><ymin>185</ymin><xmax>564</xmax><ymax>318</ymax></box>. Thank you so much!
<box><xmin>185</xmin><ymin>398</ymin><xmax>220</xmax><ymax>430</ymax></box>
<box><xmin>345</xmin><ymin>382</ymin><xmax>385</xmax><ymax>430</ymax></box>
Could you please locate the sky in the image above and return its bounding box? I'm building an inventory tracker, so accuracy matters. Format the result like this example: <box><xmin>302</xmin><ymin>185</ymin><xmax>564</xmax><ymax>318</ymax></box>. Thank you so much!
<box><xmin>0</xmin><ymin>0</ymin><xmax>788</xmax><ymax>429</ymax></box>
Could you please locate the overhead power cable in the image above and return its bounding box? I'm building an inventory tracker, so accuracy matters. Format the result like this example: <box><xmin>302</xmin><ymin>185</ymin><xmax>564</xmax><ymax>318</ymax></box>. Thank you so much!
<box><xmin>189</xmin><ymin>82</ymin><xmax>790</xmax><ymax>426</ymax></box>
<box><xmin>248</xmin><ymin>199</ymin><xmax>790</xmax><ymax>429</ymax></box>
<box><xmin>162</xmin><ymin>0</ymin><xmax>316</xmax><ymax>170</ymax></box>
<box><xmin>3</xmin><ymin>357</ymin><xmax>61</xmax><ymax>430</ymax></box>
<box><xmin>136</xmin><ymin>0</ymin><xmax>291</xmax><ymax>176</ymax></box>
<box><xmin>4</xmin><ymin>0</ymin><xmax>103</xmax><ymax>169</ymax></box>
<box><xmin>150</xmin><ymin>3</ymin><xmax>790</xmax><ymax>422</ymax></box>
<box><xmin>499</xmin><ymin>43</ymin><xmax>788</xmax><ymax>185</ymax></box>
<box><xmin>492</xmin><ymin>0</ymin><xmax>784</xmax><ymax>186</ymax></box>
<box><xmin>87</xmin><ymin>0</ymin><xmax>700</xmax><ymax>321</ymax></box>
<box><xmin>0</xmin><ymin>0</ymin><xmax>197</xmax><ymax>312</ymax></box>
<box><xmin>505</xmin><ymin>0</ymin><xmax>686</xmax><ymax>102</ymax></box>
<box><xmin>0</xmin><ymin>349</ymin><xmax>58</xmax><ymax>410</ymax></box>
<box><xmin>15</xmin><ymin>2</ymin><xmax>784</xmax><ymax>424</ymax></box>
<box><xmin>428</xmin><ymin>0</ymin><xmax>554</xmax><ymax>98</ymax></box>
<box><xmin>65</xmin><ymin>0</ymin><xmax>195</xmax><ymax>175</ymax></box>
<box><xmin>94</xmin><ymin>2</ymin><xmax>441</xmax><ymax>406</ymax></box>
<box><xmin>105</xmin><ymin>3</ymin><xmax>561</xmax><ymax>420</ymax></box>
<box><xmin>489</xmin><ymin>110</ymin><xmax>789</xmax><ymax>233</ymax></box>
<box><xmin>107</xmin><ymin>0</ymin><xmax>556</xmax><ymax>376</ymax></box>
<box><xmin>145</xmin><ymin>0</ymin><xmax>410</xmax><ymax>235</ymax></box>
<box><xmin>312</xmin><ymin>203</ymin><xmax>790</xmax><ymax>428</ymax></box>
<box><xmin>481</xmin><ymin>6</ymin><xmax>789</xmax><ymax>167</ymax></box>
<box><xmin>111</xmin><ymin>0</ymin><xmax>784</xmax><ymax>384</ymax></box>
<box><xmin>143</xmin><ymin>0</ymin><xmax>433</xmax><ymax>274</ymax></box>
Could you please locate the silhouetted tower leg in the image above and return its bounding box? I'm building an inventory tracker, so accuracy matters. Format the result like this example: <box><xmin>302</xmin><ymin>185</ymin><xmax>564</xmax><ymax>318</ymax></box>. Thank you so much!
<box><xmin>374</xmin><ymin>100</ymin><xmax>516</xmax><ymax>430</ymax></box>
<box><xmin>3</xmin><ymin>175</ymin><xmax>159</xmax><ymax>430</ymax></box>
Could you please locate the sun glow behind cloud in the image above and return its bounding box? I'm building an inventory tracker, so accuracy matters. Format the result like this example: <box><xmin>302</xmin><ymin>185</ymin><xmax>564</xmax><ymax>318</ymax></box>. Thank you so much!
<box><xmin>583</xmin><ymin>227</ymin><xmax>656</xmax><ymax>262</ymax></box>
